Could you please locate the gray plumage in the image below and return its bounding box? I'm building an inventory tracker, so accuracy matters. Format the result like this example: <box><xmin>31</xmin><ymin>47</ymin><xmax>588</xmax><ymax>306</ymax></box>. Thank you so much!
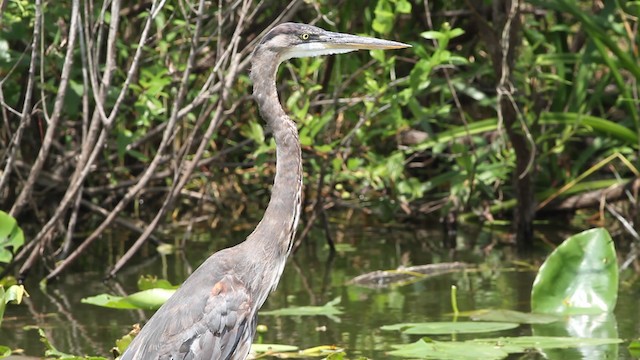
<box><xmin>119</xmin><ymin>23</ymin><xmax>408</xmax><ymax>360</ymax></box>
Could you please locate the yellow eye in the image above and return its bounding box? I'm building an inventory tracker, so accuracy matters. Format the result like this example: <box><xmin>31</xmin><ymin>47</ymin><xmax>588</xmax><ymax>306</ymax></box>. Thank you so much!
<box><xmin>300</xmin><ymin>33</ymin><xmax>310</xmax><ymax>40</ymax></box>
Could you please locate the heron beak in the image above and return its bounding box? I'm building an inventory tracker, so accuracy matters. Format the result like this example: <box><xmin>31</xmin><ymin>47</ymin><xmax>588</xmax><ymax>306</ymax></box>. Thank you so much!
<box><xmin>282</xmin><ymin>30</ymin><xmax>409</xmax><ymax>60</ymax></box>
<box><xmin>319</xmin><ymin>31</ymin><xmax>411</xmax><ymax>51</ymax></box>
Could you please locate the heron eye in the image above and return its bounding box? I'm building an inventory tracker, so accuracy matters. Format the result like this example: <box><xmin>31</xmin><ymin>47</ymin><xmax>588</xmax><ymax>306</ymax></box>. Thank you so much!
<box><xmin>300</xmin><ymin>33</ymin><xmax>310</xmax><ymax>40</ymax></box>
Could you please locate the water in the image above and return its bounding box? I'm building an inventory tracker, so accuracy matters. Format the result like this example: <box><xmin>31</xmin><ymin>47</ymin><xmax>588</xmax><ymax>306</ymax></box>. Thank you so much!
<box><xmin>1</xmin><ymin>215</ymin><xmax>638</xmax><ymax>359</ymax></box>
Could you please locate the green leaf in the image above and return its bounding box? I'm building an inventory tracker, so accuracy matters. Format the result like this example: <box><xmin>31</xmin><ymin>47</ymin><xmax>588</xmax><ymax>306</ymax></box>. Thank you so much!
<box><xmin>125</xmin><ymin>288</ymin><xmax>175</xmax><ymax>309</ymax></box>
<box><xmin>389</xmin><ymin>338</ymin><xmax>512</xmax><ymax>359</ymax></box>
<box><xmin>81</xmin><ymin>294</ymin><xmax>138</xmax><ymax>309</ymax></box>
<box><xmin>470</xmin><ymin>309</ymin><xmax>560</xmax><ymax>324</ymax></box>
<box><xmin>629</xmin><ymin>339</ymin><xmax>640</xmax><ymax>357</ymax></box>
<box><xmin>381</xmin><ymin>321</ymin><xmax>519</xmax><ymax>335</ymax></box>
<box><xmin>81</xmin><ymin>288</ymin><xmax>175</xmax><ymax>310</ymax></box>
<box><xmin>0</xmin><ymin>285</ymin><xmax>27</xmax><ymax>328</ymax></box>
<box><xmin>260</xmin><ymin>297</ymin><xmax>343</xmax><ymax>322</ymax></box>
<box><xmin>0</xmin><ymin>345</ymin><xmax>10</xmax><ymax>358</ymax></box>
<box><xmin>531</xmin><ymin>228</ymin><xmax>618</xmax><ymax>315</ymax></box>
<box><xmin>0</xmin><ymin>210</ymin><xmax>25</xmax><ymax>264</ymax></box>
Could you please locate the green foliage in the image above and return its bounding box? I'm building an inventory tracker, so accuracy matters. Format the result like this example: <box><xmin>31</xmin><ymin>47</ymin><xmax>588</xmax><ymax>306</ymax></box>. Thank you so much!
<box><xmin>0</xmin><ymin>211</ymin><xmax>24</xmax><ymax>264</ymax></box>
<box><xmin>0</xmin><ymin>284</ymin><xmax>27</xmax><ymax>357</ymax></box>
<box><xmin>531</xmin><ymin>228</ymin><xmax>618</xmax><ymax>315</ymax></box>
<box><xmin>0</xmin><ymin>284</ymin><xmax>27</xmax><ymax>328</ymax></box>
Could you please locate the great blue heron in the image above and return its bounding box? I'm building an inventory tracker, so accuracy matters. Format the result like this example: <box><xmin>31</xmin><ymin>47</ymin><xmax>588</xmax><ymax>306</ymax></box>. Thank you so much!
<box><xmin>120</xmin><ymin>22</ymin><xmax>409</xmax><ymax>360</ymax></box>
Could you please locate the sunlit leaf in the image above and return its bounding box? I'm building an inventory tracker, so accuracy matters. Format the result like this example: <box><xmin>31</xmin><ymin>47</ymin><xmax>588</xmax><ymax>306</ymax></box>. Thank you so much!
<box><xmin>470</xmin><ymin>309</ymin><xmax>560</xmax><ymax>324</ymax></box>
<box><xmin>629</xmin><ymin>339</ymin><xmax>640</xmax><ymax>357</ymax></box>
<box><xmin>0</xmin><ymin>345</ymin><xmax>10</xmax><ymax>358</ymax></box>
<box><xmin>114</xmin><ymin>325</ymin><xmax>139</xmax><ymax>356</ymax></box>
<box><xmin>0</xmin><ymin>210</ymin><xmax>25</xmax><ymax>264</ymax></box>
<box><xmin>531</xmin><ymin>228</ymin><xmax>618</xmax><ymax>315</ymax></box>
<box><xmin>81</xmin><ymin>288</ymin><xmax>175</xmax><ymax>310</ymax></box>
<box><xmin>0</xmin><ymin>285</ymin><xmax>28</xmax><ymax>328</ymax></box>
<box><xmin>381</xmin><ymin>321</ymin><xmax>519</xmax><ymax>334</ymax></box>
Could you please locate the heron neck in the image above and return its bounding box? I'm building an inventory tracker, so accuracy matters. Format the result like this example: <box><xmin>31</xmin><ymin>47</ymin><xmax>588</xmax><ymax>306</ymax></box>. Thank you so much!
<box><xmin>247</xmin><ymin>50</ymin><xmax>302</xmax><ymax>261</ymax></box>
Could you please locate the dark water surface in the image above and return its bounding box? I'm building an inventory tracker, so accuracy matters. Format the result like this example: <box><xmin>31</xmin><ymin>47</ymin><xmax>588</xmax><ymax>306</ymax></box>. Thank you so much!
<box><xmin>1</xmin><ymin>215</ymin><xmax>639</xmax><ymax>359</ymax></box>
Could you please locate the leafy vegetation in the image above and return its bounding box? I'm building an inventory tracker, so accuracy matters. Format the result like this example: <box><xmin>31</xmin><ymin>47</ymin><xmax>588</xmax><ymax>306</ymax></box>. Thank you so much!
<box><xmin>0</xmin><ymin>0</ymin><xmax>638</xmax><ymax>279</ymax></box>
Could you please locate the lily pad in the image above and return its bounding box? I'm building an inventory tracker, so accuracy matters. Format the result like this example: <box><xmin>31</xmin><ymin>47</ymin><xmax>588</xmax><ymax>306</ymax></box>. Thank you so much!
<box><xmin>470</xmin><ymin>309</ymin><xmax>560</xmax><ymax>324</ymax></box>
<box><xmin>81</xmin><ymin>288</ymin><xmax>175</xmax><ymax>310</ymax></box>
<box><xmin>531</xmin><ymin>228</ymin><xmax>618</xmax><ymax>315</ymax></box>
<box><xmin>260</xmin><ymin>297</ymin><xmax>343</xmax><ymax>322</ymax></box>
<box><xmin>381</xmin><ymin>321</ymin><xmax>519</xmax><ymax>335</ymax></box>
<box><xmin>388</xmin><ymin>338</ymin><xmax>513</xmax><ymax>359</ymax></box>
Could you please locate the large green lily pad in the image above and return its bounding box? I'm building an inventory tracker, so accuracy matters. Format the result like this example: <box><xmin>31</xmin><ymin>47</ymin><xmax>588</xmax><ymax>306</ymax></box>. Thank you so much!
<box><xmin>531</xmin><ymin>228</ymin><xmax>618</xmax><ymax>315</ymax></box>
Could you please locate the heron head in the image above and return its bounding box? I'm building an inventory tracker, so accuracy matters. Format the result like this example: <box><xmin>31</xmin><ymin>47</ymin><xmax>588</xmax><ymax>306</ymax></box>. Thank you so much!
<box><xmin>258</xmin><ymin>23</ymin><xmax>410</xmax><ymax>61</ymax></box>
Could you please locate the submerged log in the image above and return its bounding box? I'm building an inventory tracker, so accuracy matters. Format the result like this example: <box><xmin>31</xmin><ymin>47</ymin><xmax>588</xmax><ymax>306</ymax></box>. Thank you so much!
<box><xmin>347</xmin><ymin>262</ymin><xmax>468</xmax><ymax>288</ymax></box>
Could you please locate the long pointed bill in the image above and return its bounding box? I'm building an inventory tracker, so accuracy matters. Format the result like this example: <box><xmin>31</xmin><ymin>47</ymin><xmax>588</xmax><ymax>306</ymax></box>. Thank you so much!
<box><xmin>319</xmin><ymin>31</ymin><xmax>411</xmax><ymax>51</ymax></box>
<box><xmin>283</xmin><ymin>31</ymin><xmax>410</xmax><ymax>60</ymax></box>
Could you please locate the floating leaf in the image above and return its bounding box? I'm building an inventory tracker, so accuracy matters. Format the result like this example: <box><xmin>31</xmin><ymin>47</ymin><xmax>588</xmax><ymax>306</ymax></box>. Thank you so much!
<box><xmin>260</xmin><ymin>297</ymin><xmax>343</xmax><ymax>322</ymax></box>
<box><xmin>388</xmin><ymin>338</ymin><xmax>512</xmax><ymax>359</ymax></box>
<box><xmin>81</xmin><ymin>288</ymin><xmax>175</xmax><ymax>310</ymax></box>
<box><xmin>470</xmin><ymin>309</ymin><xmax>560</xmax><ymax>324</ymax></box>
<box><xmin>531</xmin><ymin>228</ymin><xmax>618</xmax><ymax>315</ymax></box>
<box><xmin>381</xmin><ymin>321</ymin><xmax>519</xmax><ymax>335</ymax></box>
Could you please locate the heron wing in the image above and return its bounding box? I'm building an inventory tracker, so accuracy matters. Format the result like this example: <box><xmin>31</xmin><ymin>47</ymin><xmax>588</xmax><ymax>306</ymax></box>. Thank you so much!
<box><xmin>121</xmin><ymin>269</ymin><xmax>256</xmax><ymax>360</ymax></box>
